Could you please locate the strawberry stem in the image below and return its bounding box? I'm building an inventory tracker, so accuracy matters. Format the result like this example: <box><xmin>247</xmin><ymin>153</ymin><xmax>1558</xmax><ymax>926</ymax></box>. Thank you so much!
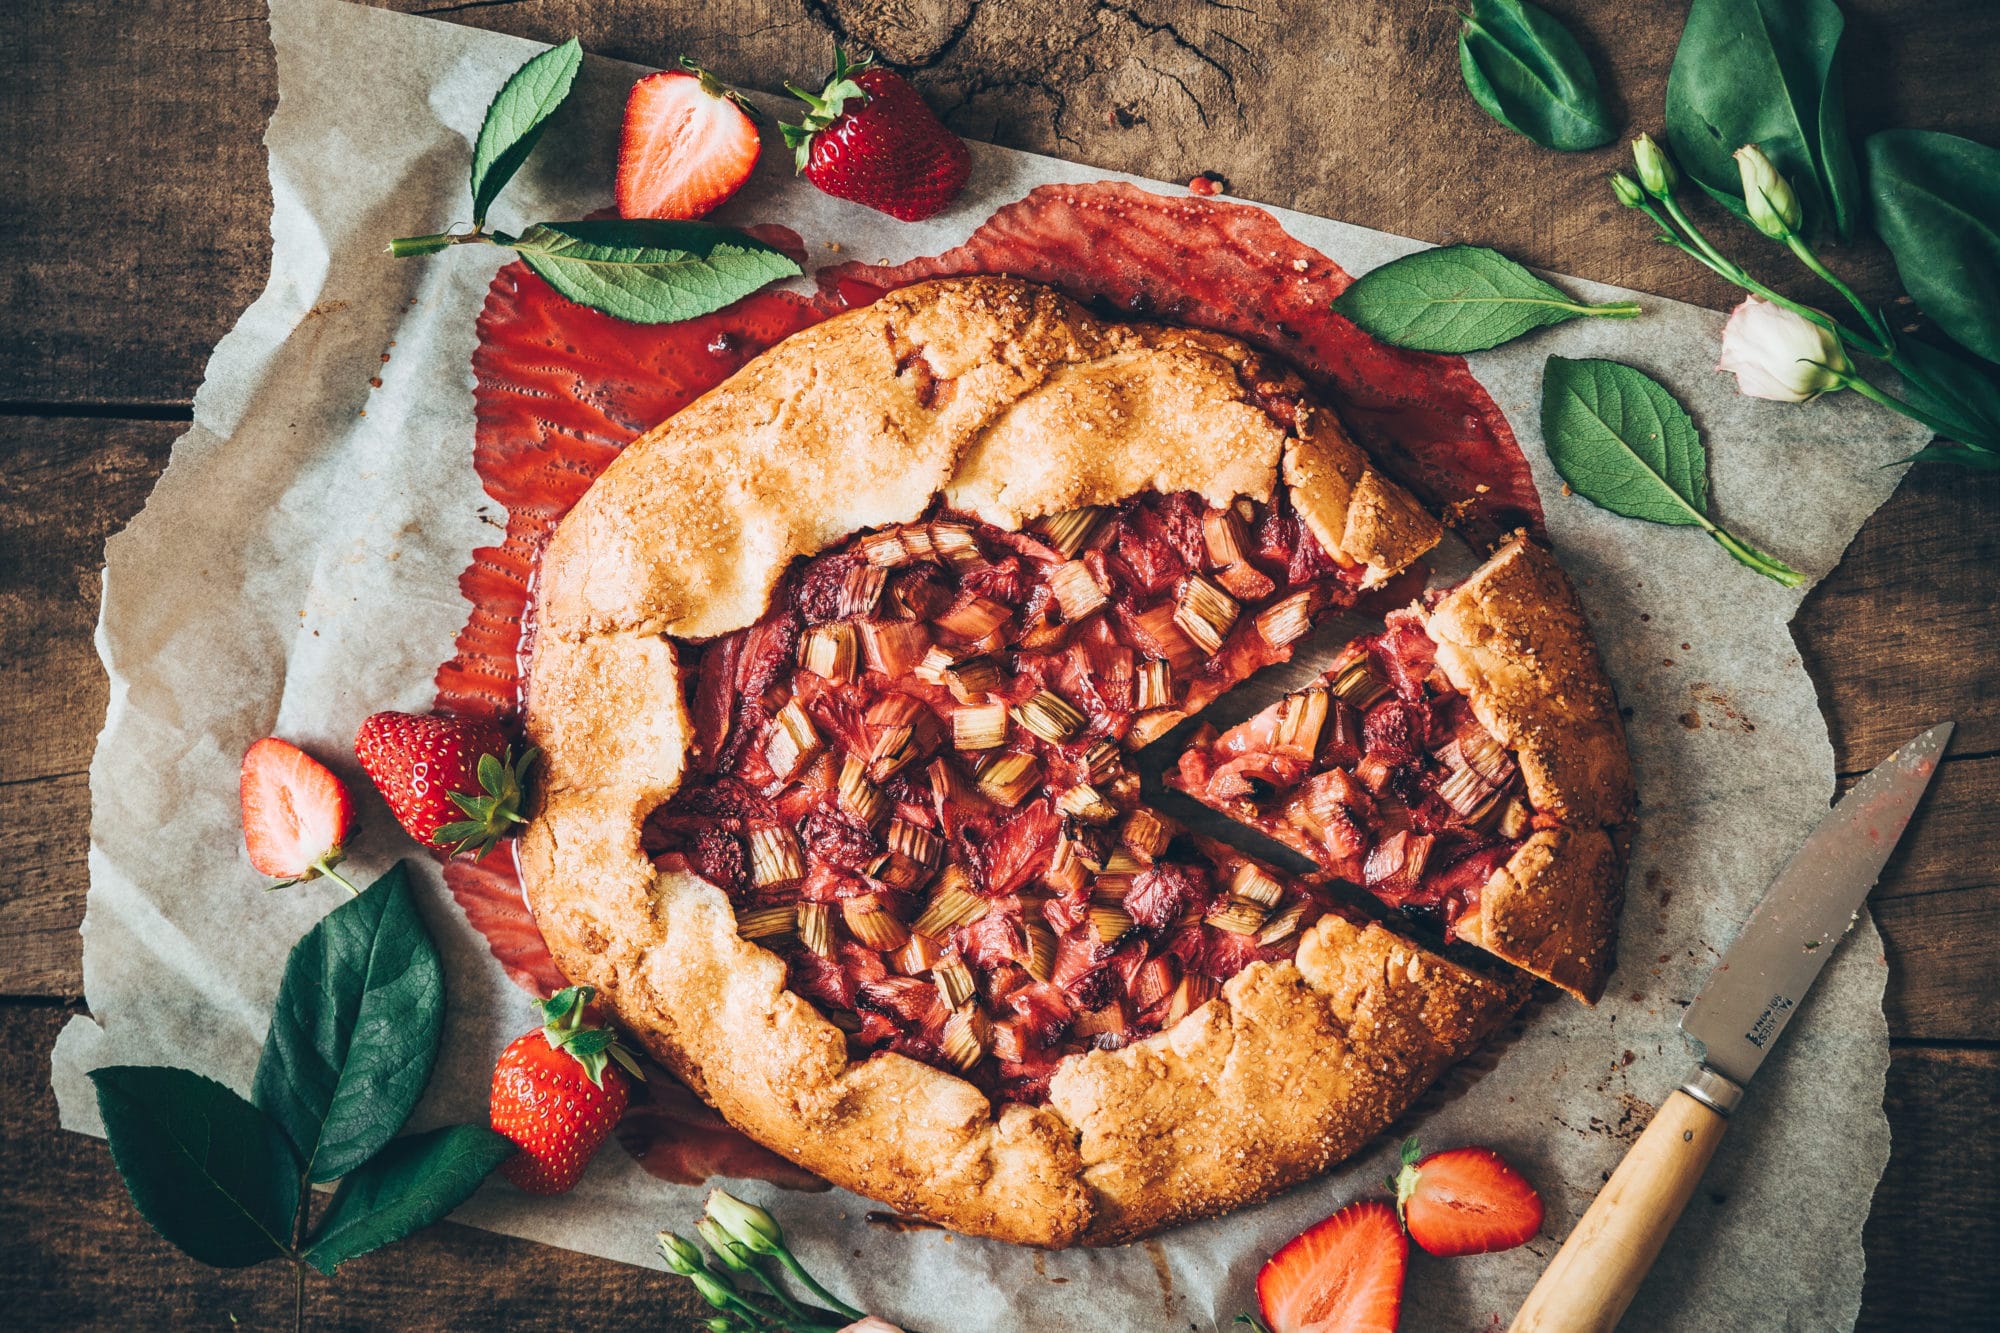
<box><xmin>314</xmin><ymin>858</ymin><xmax>361</xmax><ymax>896</ymax></box>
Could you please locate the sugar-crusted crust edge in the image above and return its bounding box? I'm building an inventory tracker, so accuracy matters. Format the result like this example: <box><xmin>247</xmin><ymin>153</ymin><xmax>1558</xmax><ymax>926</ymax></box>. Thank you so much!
<box><xmin>521</xmin><ymin>275</ymin><xmax>1510</xmax><ymax>1246</ymax></box>
<box><xmin>1427</xmin><ymin>535</ymin><xmax>1637</xmax><ymax>1002</ymax></box>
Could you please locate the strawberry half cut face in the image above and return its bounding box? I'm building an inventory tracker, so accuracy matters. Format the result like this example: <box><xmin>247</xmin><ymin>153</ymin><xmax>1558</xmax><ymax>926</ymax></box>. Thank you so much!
<box><xmin>1169</xmin><ymin>605</ymin><xmax>1537</xmax><ymax>940</ymax></box>
<box><xmin>640</xmin><ymin>491</ymin><xmax>1373</xmax><ymax>1103</ymax></box>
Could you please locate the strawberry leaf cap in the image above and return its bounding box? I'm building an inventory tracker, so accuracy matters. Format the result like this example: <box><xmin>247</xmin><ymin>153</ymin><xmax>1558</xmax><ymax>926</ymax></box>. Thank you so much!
<box><xmin>534</xmin><ymin>984</ymin><xmax>645</xmax><ymax>1088</ymax></box>
<box><xmin>1389</xmin><ymin>1134</ymin><xmax>1423</xmax><ymax>1225</ymax></box>
<box><xmin>678</xmin><ymin>55</ymin><xmax>763</xmax><ymax>122</ymax></box>
<box><xmin>779</xmin><ymin>47</ymin><xmax>874</xmax><ymax>171</ymax></box>
<box><xmin>434</xmin><ymin>744</ymin><xmax>540</xmax><ymax>861</ymax></box>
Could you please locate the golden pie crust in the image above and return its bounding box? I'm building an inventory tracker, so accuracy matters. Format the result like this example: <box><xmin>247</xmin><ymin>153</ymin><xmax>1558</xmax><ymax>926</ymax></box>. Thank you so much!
<box><xmin>520</xmin><ymin>276</ymin><xmax>1589</xmax><ymax>1245</ymax></box>
<box><xmin>1427</xmin><ymin>536</ymin><xmax>1636</xmax><ymax>1002</ymax></box>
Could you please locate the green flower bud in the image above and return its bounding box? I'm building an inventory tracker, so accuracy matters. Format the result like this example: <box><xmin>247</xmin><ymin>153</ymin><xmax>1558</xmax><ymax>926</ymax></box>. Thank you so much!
<box><xmin>1611</xmin><ymin>173</ymin><xmax>1646</xmax><ymax>209</ymax></box>
<box><xmin>658</xmin><ymin>1230</ymin><xmax>705</xmax><ymax>1276</ymax></box>
<box><xmin>697</xmin><ymin>1218</ymin><xmax>755</xmax><ymax>1273</ymax></box>
<box><xmin>705</xmin><ymin>1188</ymin><xmax>784</xmax><ymax>1257</ymax></box>
<box><xmin>703</xmin><ymin>1319</ymin><xmax>738</xmax><ymax>1333</ymax></box>
<box><xmin>1631</xmin><ymin>134</ymin><xmax>1678</xmax><ymax>196</ymax></box>
<box><xmin>1734</xmin><ymin>144</ymin><xmax>1801</xmax><ymax>239</ymax></box>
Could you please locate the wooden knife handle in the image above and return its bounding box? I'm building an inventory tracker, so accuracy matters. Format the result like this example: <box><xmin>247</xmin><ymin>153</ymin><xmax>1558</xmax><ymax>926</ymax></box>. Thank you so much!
<box><xmin>1508</xmin><ymin>1089</ymin><xmax>1730</xmax><ymax>1333</ymax></box>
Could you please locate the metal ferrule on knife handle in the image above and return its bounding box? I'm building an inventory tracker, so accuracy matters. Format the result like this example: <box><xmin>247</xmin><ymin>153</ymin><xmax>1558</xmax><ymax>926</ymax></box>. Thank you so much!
<box><xmin>1679</xmin><ymin>1066</ymin><xmax>1742</xmax><ymax>1117</ymax></box>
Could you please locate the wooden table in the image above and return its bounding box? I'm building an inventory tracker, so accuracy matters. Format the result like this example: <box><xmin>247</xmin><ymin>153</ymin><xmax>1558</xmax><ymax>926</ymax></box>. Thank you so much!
<box><xmin>3</xmin><ymin>2</ymin><xmax>1994</xmax><ymax>1327</ymax></box>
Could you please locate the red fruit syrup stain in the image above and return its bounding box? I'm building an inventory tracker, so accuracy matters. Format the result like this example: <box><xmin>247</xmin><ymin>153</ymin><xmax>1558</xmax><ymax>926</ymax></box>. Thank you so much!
<box><xmin>432</xmin><ymin>185</ymin><xmax>1534</xmax><ymax>1185</ymax></box>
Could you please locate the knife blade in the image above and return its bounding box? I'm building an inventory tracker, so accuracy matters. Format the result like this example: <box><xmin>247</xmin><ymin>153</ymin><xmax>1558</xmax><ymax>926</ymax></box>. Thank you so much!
<box><xmin>1510</xmin><ymin>721</ymin><xmax>1954</xmax><ymax>1333</ymax></box>
<box><xmin>1681</xmin><ymin>719</ymin><xmax>1955</xmax><ymax>1089</ymax></box>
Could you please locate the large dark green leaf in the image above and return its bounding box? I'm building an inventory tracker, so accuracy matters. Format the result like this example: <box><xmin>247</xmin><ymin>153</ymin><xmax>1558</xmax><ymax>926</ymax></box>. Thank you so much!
<box><xmin>1666</xmin><ymin>0</ymin><xmax>1860</xmax><ymax>240</ymax></box>
<box><xmin>1330</xmin><ymin>245</ymin><xmax>1639</xmax><ymax>353</ymax></box>
<box><xmin>1891</xmin><ymin>334</ymin><xmax>2000</xmax><ymax>453</ymax></box>
<box><xmin>91</xmin><ymin>1066</ymin><xmax>300</xmax><ymax>1268</ymax></box>
<box><xmin>1458</xmin><ymin>0</ymin><xmax>1615</xmax><ymax>151</ymax></box>
<box><xmin>469</xmin><ymin>37</ymin><xmax>583</xmax><ymax>224</ymax></box>
<box><xmin>302</xmin><ymin>1125</ymin><xmax>515</xmax><ymax>1275</ymax></box>
<box><xmin>253</xmin><ymin>862</ymin><xmax>444</xmax><ymax>1183</ymax></box>
<box><xmin>509</xmin><ymin>220</ymin><xmax>803</xmax><ymax>325</ymax></box>
<box><xmin>1540</xmin><ymin>357</ymin><xmax>1803</xmax><ymax>585</ymax></box>
<box><xmin>1866</xmin><ymin>130</ymin><xmax>2000</xmax><ymax>365</ymax></box>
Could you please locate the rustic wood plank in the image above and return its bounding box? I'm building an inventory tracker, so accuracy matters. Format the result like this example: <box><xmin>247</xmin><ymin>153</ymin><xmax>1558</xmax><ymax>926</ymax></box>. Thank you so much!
<box><xmin>1858</xmin><ymin>1045</ymin><xmax>2000</xmax><ymax>1331</ymax></box>
<box><xmin>0</xmin><ymin>0</ymin><xmax>275</xmax><ymax>408</ymax></box>
<box><xmin>7</xmin><ymin>0</ymin><xmax>2000</xmax><ymax>407</ymax></box>
<box><xmin>1866</xmin><ymin>756</ymin><xmax>2000</xmax><ymax>1043</ymax></box>
<box><xmin>0</xmin><ymin>416</ymin><xmax>174</xmax><ymax>997</ymax></box>
<box><xmin>1797</xmin><ymin>463</ymin><xmax>2000</xmax><ymax>769</ymax></box>
<box><xmin>0</xmin><ymin>418</ymin><xmax>178</xmax><ymax>784</ymax></box>
<box><xmin>5</xmin><ymin>1002</ymin><xmax>1990</xmax><ymax>1329</ymax></box>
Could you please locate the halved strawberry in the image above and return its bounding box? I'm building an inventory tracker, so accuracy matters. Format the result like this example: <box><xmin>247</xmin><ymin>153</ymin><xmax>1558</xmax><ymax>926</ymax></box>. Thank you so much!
<box><xmin>239</xmin><ymin>737</ymin><xmax>359</xmax><ymax>893</ymax></box>
<box><xmin>1391</xmin><ymin>1138</ymin><xmax>1544</xmax><ymax>1257</ymax></box>
<box><xmin>1255</xmin><ymin>1198</ymin><xmax>1407</xmax><ymax>1333</ymax></box>
<box><xmin>615</xmin><ymin>59</ymin><xmax>762</xmax><ymax>221</ymax></box>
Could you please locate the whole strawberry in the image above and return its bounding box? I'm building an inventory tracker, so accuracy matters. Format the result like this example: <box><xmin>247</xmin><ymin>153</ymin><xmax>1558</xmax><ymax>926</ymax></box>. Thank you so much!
<box><xmin>491</xmin><ymin>985</ymin><xmax>644</xmax><ymax>1195</ymax></box>
<box><xmin>781</xmin><ymin>49</ymin><xmax>970</xmax><ymax>221</ymax></box>
<box><xmin>353</xmin><ymin>711</ymin><xmax>537</xmax><ymax>859</ymax></box>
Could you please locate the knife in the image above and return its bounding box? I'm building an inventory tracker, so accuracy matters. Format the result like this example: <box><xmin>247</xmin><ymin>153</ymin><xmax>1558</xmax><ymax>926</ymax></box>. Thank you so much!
<box><xmin>1508</xmin><ymin>721</ymin><xmax>1955</xmax><ymax>1333</ymax></box>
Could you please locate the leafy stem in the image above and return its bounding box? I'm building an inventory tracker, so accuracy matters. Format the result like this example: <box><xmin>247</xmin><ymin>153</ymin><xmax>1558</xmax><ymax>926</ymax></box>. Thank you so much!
<box><xmin>1782</xmin><ymin>234</ymin><xmax>1892</xmax><ymax>352</ymax></box>
<box><xmin>1839</xmin><ymin>370</ymin><xmax>1968</xmax><ymax>441</ymax></box>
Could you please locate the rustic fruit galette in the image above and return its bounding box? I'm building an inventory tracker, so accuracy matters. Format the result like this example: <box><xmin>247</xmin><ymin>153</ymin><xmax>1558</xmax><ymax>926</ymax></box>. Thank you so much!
<box><xmin>520</xmin><ymin>275</ymin><xmax>1633</xmax><ymax>1246</ymax></box>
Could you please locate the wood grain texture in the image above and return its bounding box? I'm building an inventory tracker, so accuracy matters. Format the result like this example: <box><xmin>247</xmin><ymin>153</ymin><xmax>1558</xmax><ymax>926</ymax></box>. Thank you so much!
<box><xmin>1</xmin><ymin>0</ymin><xmax>1996</xmax><ymax>1327</ymax></box>
<box><xmin>7</xmin><ymin>1</ymin><xmax>2000</xmax><ymax>407</ymax></box>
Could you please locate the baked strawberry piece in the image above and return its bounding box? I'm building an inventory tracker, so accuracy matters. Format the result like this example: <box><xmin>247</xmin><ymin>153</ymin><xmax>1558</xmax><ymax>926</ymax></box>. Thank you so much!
<box><xmin>642</xmin><ymin>492</ymin><xmax>1385</xmax><ymax>1101</ymax></box>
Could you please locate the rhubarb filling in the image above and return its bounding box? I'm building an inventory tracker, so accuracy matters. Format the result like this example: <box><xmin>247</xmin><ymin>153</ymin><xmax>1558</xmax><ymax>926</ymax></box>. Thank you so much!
<box><xmin>1171</xmin><ymin>605</ymin><xmax>1545</xmax><ymax>940</ymax></box>
<box><xmin>641</xmin><ymin>490</ymin><xmax>1379</xmax><ymax>1103</ymax></box>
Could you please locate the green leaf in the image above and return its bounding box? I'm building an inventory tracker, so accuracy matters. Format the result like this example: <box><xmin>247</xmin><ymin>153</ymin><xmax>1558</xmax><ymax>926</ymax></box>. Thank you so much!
<box><xmin>510</xmin><ymin>220</ymin><xmax>803</xmax><ymax>325</ymax></box>
<box><xmin>469</xmin><ymin>37</ymin><xmax>583</xmax><ymax>224</ymax></box>
<box><xmin>1540</xmin><ymin>357</ymin><xmax>1804</xmax><ymax>586</ymax></box>
<box><xmin>1902</xmin><ymin>442</ymin><xmax>2000</xmax><ymax>471</ymax></box>
<box><xmin>1331</xmin><ymin>245</ymin><xmax>1640</xmax><ymax>353</ymax></box>
<box><xmin>303</xmin><ymin>1125</ymin><xmax>515</xmax><ymax>1275</ymax></box>
<box><xmin>1458</xmin><ymin>0</ymin><xmax>1616</xmax><ymax>151</ymax></box>
<box><xmin>1665</xmin><ymin>0</ymin><xmax>1861</xmax><ymax>240</ymax></box>
<box><xmin>253</xmin><ymin>862</ymin><xmax>444</xmax><ymax>1183</ymax></box>
<box><xmin>90</xmin><ymin>1066</ymin><xmax>300</xmax><ymax>1268</ymax></box>
<box><xmin>1865</xmin><ymin>129</ymin><xmax>2000</xmax><ymax>365</ymax></box>
<box><xmin>1890</xmin><ymin>334</ymin><xmax>2000</xmax><ymax>452</ymax></box>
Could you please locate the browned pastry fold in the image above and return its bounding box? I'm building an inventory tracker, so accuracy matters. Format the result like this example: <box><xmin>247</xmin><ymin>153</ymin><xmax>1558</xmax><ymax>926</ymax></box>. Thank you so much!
<box><xmin>1428</xmin><ymin>535</ymin><xmax>1636</xmax><ymax>1002</ymax></box>
<box><xmin>521</xmin><ymin>275</ymin><xmax>1544</xmax><ymax>1245</ymax></box>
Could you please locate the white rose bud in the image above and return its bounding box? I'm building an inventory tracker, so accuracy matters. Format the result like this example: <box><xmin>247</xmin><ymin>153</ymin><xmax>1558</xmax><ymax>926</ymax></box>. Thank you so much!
<box><xmin>837</xmin><ymin>1321</ymin><xmax>905</xmax><ymax>1333</ymax></box>
<box><xmin>1734</xmin><ymin>144</ymin><xmax>1802</xmax><ymax>239</ymax></box>
<box><xmin>1716</xmin><ymin>296</ymin><xmax>1851</xmax><ymax>402</ymax></box>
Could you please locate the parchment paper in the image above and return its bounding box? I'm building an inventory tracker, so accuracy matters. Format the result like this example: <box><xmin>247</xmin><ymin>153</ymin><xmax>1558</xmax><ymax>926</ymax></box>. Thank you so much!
<box><xmin>52</xmin><ymin>1</ymin><xmax>1927</xmax><ymax>1327</ymax></box>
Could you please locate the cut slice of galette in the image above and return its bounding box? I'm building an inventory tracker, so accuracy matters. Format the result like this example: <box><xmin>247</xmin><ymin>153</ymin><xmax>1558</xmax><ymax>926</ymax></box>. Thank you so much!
<box><xmin>1169</xmin><ymin>535</ymin><xmax>1634</xmax><ymax>1002</ymax></box>
<box><xmin>519</xmin><ymin>276</ymin><xmax>1613</xmax><ymax>1247</ymax></box>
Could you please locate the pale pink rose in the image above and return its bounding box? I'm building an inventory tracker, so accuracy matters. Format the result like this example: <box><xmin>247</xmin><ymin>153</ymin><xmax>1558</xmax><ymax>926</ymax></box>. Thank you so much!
<box><xmin>836</xmin><ymin>1320</ymin><xmax>904</xmax><ymax>1333</ymax></box>
<box><xmin>1716</xmin><ymin>296</ymin><xmax>1851</xmax><ymax>403</ymax></box>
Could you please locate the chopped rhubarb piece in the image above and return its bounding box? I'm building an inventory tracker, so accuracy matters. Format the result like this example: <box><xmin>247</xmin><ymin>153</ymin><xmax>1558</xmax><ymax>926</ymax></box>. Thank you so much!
<box><xmin>1331</xmin><ymin>658</ymin><xmax>1391</xmax><ymax>711</ymax></box>
<box><xmin>1322</xmin><ymin>700</ymin><xmax>1363</xmax><ymax>768</ymax></box>
<box><xmin>1217</xmin><ymin>561</ymin><xmax>1278</xmax><ymax>602</ymax></box>
<box><xmin>860</xmin><ymin>619</ymin><xmax>932</xmax><ymax>677</ymax></box>
<box><xmin>1012</xmin><ymin>690</ymin><xmax>1085</xmax><ymax>744</ymax></box>
<box><xmin>1364</xmin><ymin>829</ymin><xmax>1437</xmax><ymax>906</ymax></box>
<box><xmin>933</xmin><ymin>593</ymin><xmax>1012</xmax><ymax>645</ymax></box>
<box><xmin>1174</xmin><ymin>574</ymin><xmax>1240</xmax><ymax>654</ymax></box>
<box><xmin>1032</xmin><ymin>506</ymin><xmax>1108</xmax><ymax>559</ymax></box>
<box><xmin>844</xmin><ymin>894</ymin><xmax>912</xmax><ymax>950</ymax></box>
<box><xmin>886</xmin><ymin>564</ymin><xmax>953</xmax><ymax>621</ymax></box>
